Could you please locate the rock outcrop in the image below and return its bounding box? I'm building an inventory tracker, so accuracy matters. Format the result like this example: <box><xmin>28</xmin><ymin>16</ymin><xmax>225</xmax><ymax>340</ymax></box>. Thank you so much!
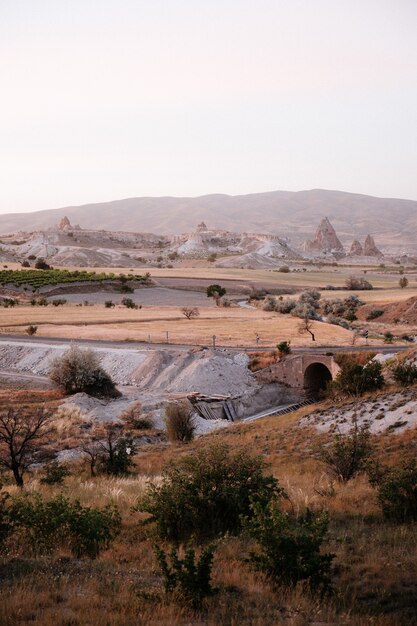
<box><xmin>57</xmin><ymin>216</ymin><xmax>72</xmax><ymax>231</ymax></box>
<box><xmin>350</xmin><ymin>239</ymin><xmax>363</xmax><ymax>256</ymax></box>
<box><xmin>302</xmin><ymin>217</ymin><xmax>345</xmax><ymax>255</ymax></box>
<box><xmin>363</xmin><ymin>234</ymin><xmax>382</xmax><ymax>257</ymax></box>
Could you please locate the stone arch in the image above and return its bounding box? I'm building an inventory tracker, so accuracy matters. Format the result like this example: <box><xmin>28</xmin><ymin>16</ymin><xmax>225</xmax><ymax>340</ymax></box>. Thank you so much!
<box><xmin>303</xmin><ymin>362</ymin><xmax>333</xmax><ymax>397</ymax></box>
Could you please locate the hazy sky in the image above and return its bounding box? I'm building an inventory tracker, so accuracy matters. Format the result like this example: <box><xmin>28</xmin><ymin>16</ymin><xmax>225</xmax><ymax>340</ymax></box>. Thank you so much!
<box><xmin>1</xmin><ymin>0</ymin><xmax>417</xmax><ymax>214</ymax></box>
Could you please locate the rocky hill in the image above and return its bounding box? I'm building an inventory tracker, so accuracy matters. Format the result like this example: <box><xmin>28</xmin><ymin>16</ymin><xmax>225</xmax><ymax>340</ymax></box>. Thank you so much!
<box><xmin>0</xmin><ymin>189</ymin><xmax>416</xmax><ymax>251</ymax></box>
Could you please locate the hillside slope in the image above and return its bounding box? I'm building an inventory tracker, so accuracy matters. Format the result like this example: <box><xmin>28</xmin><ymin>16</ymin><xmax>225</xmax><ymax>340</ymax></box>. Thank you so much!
<box><xmin>1</xmin><ymin>189</ymin><xmax>416</xmax><ymax>247</ymax></box>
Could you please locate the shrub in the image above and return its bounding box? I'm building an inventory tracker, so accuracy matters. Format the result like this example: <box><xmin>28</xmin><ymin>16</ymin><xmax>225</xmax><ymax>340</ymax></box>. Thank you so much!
<box><xmin>35</xmin><ymin>258</ymin><xmax>51</xmax><ymax>270</ymax></box>
<box><xmin>345</xmin><ymin>276</ymin><xmax>373</xmax><ymax>290</ymax></box>
<box><xmin>21</xmin><ymin>260</ymin><xmax>30</xmax><ymax>268</ymax></box>
<box><xmin>164</xmin><ymin>401</ymin><xmax>195</xmax><ymax>443</ymax></box>
<box><xmin>9</xmin><ymin>493</ymin><xmax>121</xmax><ymax>558</ymax></box>
<box><xmin>399</xmin><ymin>277</ymin><xmax>409</xmax><ymax>289</ymax></box>
<box><xmin>275</xmin><ymin>298</ymin><xmax>296</xmax><ymax>314</ymax></box>
<box><xmin>140</xmin><ymin>443</ymin><xmax>282</xmax><ymax>542</ymax></box>
<box><xmin>49</xmin><ymin>346</ymin><xmax>120</xmax><ymax>398</ymax></box>
<box><xmin>318</xmin><ymin>418</ymin><xmax>373</xmax><ymax>481</ymax></box>
<box><xmin>278</xmin><ymin>265</ymin><xmax>290</xmax><ymax>273</ymax></box>
<box><xmin>121</xmin><ymin>297</ymin><xmax>138</xmax><ymax>309</ymax></box>
<box><xmin>366</xmin><ymin>309</ymin><xmax>384</xmax><ymax>321</ymax></box>
<box><xmin>243</xmin><ymin>499</ymin><xmax>333</xmax><ymax>590</ymax></box>
<box><xmin>40</xmin><ymin>461</ymin><xmax>70</xmax><ymax>485</ymax></box>
<box><xmin>52</xmin><ymin>298</ymin><xmax>67</xmax><ymax>306</ymax></box>
<box><xmin>384</xmin><ymin>331</ymin><xmax>394</xmax><ymax>344</ymax></box>
<box><xmin>97</xmin><ymin>427</ymin><xmax>136</xmax><ymax>476</ymax></box>
<box><xmin>331</xmin><ymin>361</ymin><xmax>384</xmax><ymax>397</ymax></box>
<box><xmin>104</xmin><ymin>300</ymin><xmax>115</xmax><ymax>308</ymax></box>
<box><xmin>276</xmin><ymin>341</ymin><xmax>291</xmax><ymax>355</ymax></box>
<box><xmin>392</xmin><ymin>363</ymin><xmax>417</xmax><ymax>386</ymax></box>
<box><xmin>26</xmin><ymin>324</ymin><xmax>38</xmax><ymax>336</ymax></box>
<box><xmin>368</xmin><ymin>459</ymin><xmax>417</xmax><ymax>522</ymax></box>
<box><xmin>154</xmin><ymin>543</ymin><xmax>216</xmax><ymax>608</ymax></box>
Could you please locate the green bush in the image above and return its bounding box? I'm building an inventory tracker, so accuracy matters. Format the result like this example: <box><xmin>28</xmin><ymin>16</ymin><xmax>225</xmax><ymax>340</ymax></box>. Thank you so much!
<box><xmin>9</xmin><ymin>494</ymin><xmax>121</xmax><ymax>557</ymax></box>
<box><xmin>154</xmin><ymin>543</ymin><xmax>216</xmax><ymax>608</ymax></box>
<box><xmin>140</xmin><ymin>443</ymin><xmax>282</xmax><ymax>542</ymax></box>
<box><xmin>98</xmin><ymin>432</ymin><xmax>136</xmax><ymax>477</ymax></box>
<box><xmin>392</xmin><ymin>363</ymin><xmax>417</xmax><ymax>386</ymax></box>
<box><xmin>366</xmin><ymin>309</ymin><xmax>384</xmax><ymax>321</ymax></box>
<box><xmin>121</xmin><ymin>297</ymin><xmax>138</xmax><ymax>309</ymax></box>
<box><xmin>318</xmin><ymin>418</ymin><xmax>373</xmax><ymax>482</ymax></box>
<box><xmin>40</xmin><ymin>461</ymin><xmax>70</xmax><ymax>485</ymax></box>
<box><xmin>368</xmin><ymin>459</ymin><xmax>417</xmax><ymax>522</ymax></box>
<box><xmin>331</xmin><ymin>361</ymin><xmax>384</xmax><ymax>397</ymax></box>
<box><xmin>243</xmin><ymin>499</ymin><xmax>333</xmax><ymax>590</ymax></box>
<box><xmin>50</xmin><ymin>346</ymin><xmax>120</xmax><ymax>398</ymax></box>
<box><xmin>276</xmin><ymin>341</ymin><xmax>291</xmax><ymax>355</ymax></box>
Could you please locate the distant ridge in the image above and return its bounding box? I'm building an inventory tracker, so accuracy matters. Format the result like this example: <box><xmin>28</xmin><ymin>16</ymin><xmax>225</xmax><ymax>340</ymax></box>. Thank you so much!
<box><xmin>0</xmin><ymin>189</ymin><xmax>416</xmax><ymax>247</ymax></box>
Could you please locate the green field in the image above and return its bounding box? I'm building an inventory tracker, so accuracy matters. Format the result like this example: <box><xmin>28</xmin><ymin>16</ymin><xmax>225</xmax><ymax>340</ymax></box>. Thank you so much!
<box><xmin>0</xmin><ymin>269</ymin><xmax>149</xmax><ymax>290</ymax></box>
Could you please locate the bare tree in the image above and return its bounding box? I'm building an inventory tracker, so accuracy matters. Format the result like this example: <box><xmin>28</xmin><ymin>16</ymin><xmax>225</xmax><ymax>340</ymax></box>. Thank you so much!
<box><xmin>181</xmin><ymin>307</ymin><xmax>200</xmax><ymax>320</ymax></box>
<box><xmin>298</xmin><ymin>315</ymin><xmax>316</xmax><ymax>341</ymax></box>
<box><xmin>81</xmin><ymin>438</ymin><xmax>102</xmax><ymax>477</ymax></box>
<box><xmin>0</xmin><ymin>407</ymin><xmax>53</xmax><ymax>487</ymax></box>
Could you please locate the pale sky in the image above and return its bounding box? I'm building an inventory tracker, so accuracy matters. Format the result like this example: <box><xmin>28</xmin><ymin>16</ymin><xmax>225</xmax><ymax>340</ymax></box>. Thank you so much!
<box><xmin>1</xmin><ymin>0</ymin><xmax>417</xmax><ymax>214</ymax></box>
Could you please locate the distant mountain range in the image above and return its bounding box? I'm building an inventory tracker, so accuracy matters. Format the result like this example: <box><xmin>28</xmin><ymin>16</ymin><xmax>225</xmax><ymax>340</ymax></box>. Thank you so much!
<box><xmin>0</xmin><ymin>189</ymin><xmax>416</xmax><ymax>248</ymax></box>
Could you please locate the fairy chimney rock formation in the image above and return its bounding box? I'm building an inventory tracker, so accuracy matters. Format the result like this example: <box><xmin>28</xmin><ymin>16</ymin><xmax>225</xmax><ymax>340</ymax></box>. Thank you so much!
<box><xmin>302</xmin><ymin>217</ymin><xmax>345</xmax><ymax>254</ymax></box>
<box><xmin>57</xmin><ymin>216</ymin><xmax>72</xmax><ymax>231</ymax></box>
<box><xmin>363</xmin><ymin>234</ymin><xmax>382</xmax><ymax>257</ymax></box>
<box><xmin>350</xmin><ymin>239</ymin><xmax>363</xmax><ymax>256</ymax></box>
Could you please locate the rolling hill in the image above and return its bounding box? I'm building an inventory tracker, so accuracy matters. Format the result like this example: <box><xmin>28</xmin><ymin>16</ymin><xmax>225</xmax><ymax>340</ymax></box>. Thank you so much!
<box><xmin>1</xmin><ymin>189</ymin><xmax>416</xmax><ymax>248</ymax></box>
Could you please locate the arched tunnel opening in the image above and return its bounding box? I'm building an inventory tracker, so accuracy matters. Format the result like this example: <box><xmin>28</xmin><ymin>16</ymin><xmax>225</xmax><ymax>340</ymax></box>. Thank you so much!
<box><xmin>303</xmin><ymin>362</ymin><xmax>333</xmax><ymax>398</ymax></box>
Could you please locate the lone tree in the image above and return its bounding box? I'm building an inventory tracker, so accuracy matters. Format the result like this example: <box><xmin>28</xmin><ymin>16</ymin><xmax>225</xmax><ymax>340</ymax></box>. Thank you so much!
<box><xmin>0</xmin><ymin>407</ymin><xmax>53</xmax><ymax>487</ymax></box>
<box><xmin>298</xmin><ymin>315</ymin><xmax>316</xmax><ymax>341</ymax></box>
<box><xmin>181</xmin><ymin>306</ymin><xmax>200</xmax><ymax>320</ymax></box>
<box><xmin>50</xmin><ymin>345</ymin><xmax>120</xmax><ymax>398</ymax></box>
<box><xmin>399</xmin><ymin>277</ymin><xmax>409</xmax><ymax>289</ymax></box>
<box><xmin>206</xmin><ymin>284</ymin><xmax>226</xmax><ymax>306</ymax></box>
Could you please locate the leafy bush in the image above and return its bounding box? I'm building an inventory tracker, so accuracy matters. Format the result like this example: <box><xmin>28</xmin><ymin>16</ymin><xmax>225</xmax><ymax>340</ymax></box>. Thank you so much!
<box><xmin>9</xmin><ymin>494</ymin><xmax>121</xmax><ymax>557</ymax></box>
<box><xmin>26</xmin><ymin>324</ymin><xmax>38</xmax><ymax>336</ymax></box>
<box><xmin>243</xmin><ymin>499</ymin><xmax>333</xmax><ymax>590</ymax></box>
<box><xmin>154</xmin><ymin>543</ymin><xmax>216</xmax><ymax>608</ymax></box>
<box><xmin>277</xmin><ymin>341</ymin><xmax>291</xmax><ymax>355</ymax></box>
<box><xmin>21</xmin><ymin>260</ymin><xmax>30</xmax><ymax>268</ymax></box>
<box><xmin>392</xmin><ymin>363</ymin><xmax>417</xmax><ymax>386</ymax></box>
<box><xmin>278</xmin><ymin>265</ymin><xmax>290</xmax><ymax>273</ymax></box>
<box><xmin>121</xmin><ymin>297</ymin><xmax>138</xmax><ymax>309</ymax></box>
<box><xmin>368</xmin><ymin>459</ymin><xmax>417</xmax><ymax>522</ymax></box>
<box><xmin>331</xmin><ymin>361</ymin><xmax>384</xmax><ymax>397</ymax></box>
<box><xmin>97</xmin><ymin>427</ymin><xmax>136</xmax><ymax>476</ymax></box>
<box><xmin>164</xmin><ymin>402</ymin><xmax>195</xmax><ymax>443</ymax></box>
<box><xmin>140</xmin><ymin>443</ymin><xmax>282</xmax><ymax>542</ymax></box>
<box><xmin>366</xmin><ymin>309</ymin><xmax>384</xmax><ymax>321</ymax></box>
<box><xmin>384</xmin><ymin>331</ymin><xmax>394</xmax><ymax>344</ymax></box>
<box><xmin>40</xmin><ymin>461</ymin><xmax>70</xmax><ymax>485</ymax></box>
<box><xmin>49</xmin><ymin>346</ymin><xmax>120</xmax><ymax>398</ymax></box>
<box><xmin>52</xmin><ymin>298</ymin><xmax>67</xmax><ymax>306</ymax></box>
<box><xmin>35</xmin><ymin>258</ymin><xmax>51</xmax><ymax>270</ymax></box>
<box><xmin>345</xmin><ymin>276</ymin><xmax>373</xmax><ymax>290</ymax></box>
<box><xmin>318</xmin><ymin>418</ymin><xmax>373</xmax><ymax>481</ymax></box>
<box><xmin>104</xmin><ymin>300</ymin><xmax>115</xmax><ymax>308</ymax></box>
<box><xmin>275</xmin><ymin>298</ymin><xmax>297</xmax><ymax>314</ymax></box>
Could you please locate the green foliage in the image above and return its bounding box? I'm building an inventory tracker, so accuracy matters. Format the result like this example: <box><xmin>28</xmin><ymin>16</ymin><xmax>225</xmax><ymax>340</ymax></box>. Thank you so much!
<box><xmin>9</xmin><ymin>493</ymin><xmax>121</xmax><ymax>557</ymax></box>
<box><xmin>243</xmin><ymin>499</ymin><xmax>333</xmax><ymax>590</ymax></box>
<box><xmin>98</xmin><ymin>432</ymin><xmax>136</xmax><ymax>476</ymax></box>
<box><xmin>49</xmin><ymin>346</ymin><xmax>120</xmax><ymax>398</ymax></box>
<box><xmin>140</xmin><ymin>443</ymin><xmax>283</xmax><ymax>542</ymax></box>
<box><xmin>40</xmin><ymin>461</ymin><xmax>70</xmax><ymax>485</ymax></box>
<box><xmin>399</xmin><ymin>277</ymin><xmax>409</xmax><ymax>289</ymax></box>
<box><xmin>384</xmin><ymin>331</ymin><xmax>394</xmax><ymax>344</ymax></box>
<box><xmin>318</xmin><ymin>418</ymin><xmax>373</xmax><ymax>482</ymax></box>
<box><xmin>35</xmin><ymin>258</ymin><xmax>51</xmax><ymax>270</ymax></box>
<box><xmin>104</xmin><ymin>300</ymin><xmax>115</xmax><ymax>308</ymax></box>
<box><xmin>392</xmin><ymin>363</ymin><xmax>417</xmax><ymax>386</ymax></box>
<box><xmin>331</xmin><ymin>361</ymin><xmax>384</xmax><ymax>397</ymax></box>
<box><xmin>278</xmin><ymin>265</ymin><xmax>290</xmax><ymax>273</ymax></box>
<box><xmin>0</xmin><ymin>269</ymin><xmax>148</xmax><ymax>291</ymax></box>
<box><xmin>206</xmin><ymin>284</ymin><xmax>226</xmax><ymax>299</ymax></box>
<box><xmin>52</xmin><ymin>298</ymin><xmax>67</xmax><ymax>306</ymax></box>
<box><xmin>276</xmin><ymin>341</ymin><xmax>291</xmax><ymax>355</ymax></box>
<box><xmin>368</xmin><ymin>459</ymin><xmax>417</xmax><ymax>522</ymax></box>
<box><xmin>366</xmin><ymin>309</ymin><xmax>384</xmax><ymax>320</ymax></box>
<box><xmin>164</xmin><ymin>401</ymin><xmax>195</xmax><ymax>443</ymax></box>
<box><xmin>121</xmin><ymin>297</ymin><xmax>138</xmax><ymax>309</ymax></box>
<box><xmin>154</xmin><ymin>543</ymin><xmax>216</xmax><ymax>608</ymax></box>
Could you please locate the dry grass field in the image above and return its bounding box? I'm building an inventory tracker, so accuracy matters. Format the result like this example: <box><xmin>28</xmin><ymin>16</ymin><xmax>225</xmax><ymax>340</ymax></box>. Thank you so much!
<box><xmin>0</xmin><ymin>304</ymin><xmax>358</xmax><ymax>347</ymax></box>
<box><xmin>0</xmin><ymin>390</ymin><xmax>416</xmax><ymax>625</ymax></box>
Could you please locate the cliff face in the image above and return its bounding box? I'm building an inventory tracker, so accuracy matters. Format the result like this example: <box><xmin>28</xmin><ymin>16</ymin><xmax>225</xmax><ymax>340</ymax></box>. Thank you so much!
<box><xmin>302</xmin><ymin>217</ymin><xmax>345</xmax><ymax>254</ymax></box>
<box><xmin>350</xmin><ymin>240</ymin><xmax>363</xmax><ymax>255</ymax></box>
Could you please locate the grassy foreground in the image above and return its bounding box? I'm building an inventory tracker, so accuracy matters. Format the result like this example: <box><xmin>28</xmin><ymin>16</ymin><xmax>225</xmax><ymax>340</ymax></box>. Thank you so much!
<box><xmin>0</xmin><ymin>391</ymin><xmax>416</xmax><ymax>626</ymax></box>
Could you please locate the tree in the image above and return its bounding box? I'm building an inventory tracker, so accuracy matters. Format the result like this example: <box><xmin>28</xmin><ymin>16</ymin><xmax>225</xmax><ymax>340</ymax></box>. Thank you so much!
<box><xmin>276</xmin><ymin>341</ymin><xmax>291</xmax><ymax>356</ymax></box>
<box><xmin>206</xmin><ymin>284</ymin><xmax>226</xmax><ymax>306</ymax></box>
<box><xmin>181</xmin><ymin>307</ymin><xmax>200</xmax><ymax>320</ymax></box>
<box><xmin>0</xmin><ymin>407</ymin><xmax>52</xmax><ymax>487</ymax></box>
<box><xmin>399</xmin><ymin>277</ymin><xmax>409</xmax><ymax>289</ymax></box>
<box><xmin>26</xmin><ymin>325</ymin><xmax>38</xmax><ymax>336</ymax></box>
<box><xmin>49</xmin><ymin>346</ymin><xmax>120</xmax><ymax>398</ymax></box>
<box><xmin>331</xmin><ymin>361</ymin><xmax>384</xmax><ymax>397</ymax></box>
<box><xmin>298</xmin><ymin>315</ymin><xmax>316</xmax><ymax>341</ymax></box>
<box><xmin>97</xmin><ymin>425</ymin><xmax>136</xmax><ymax>476</ymax></box>
<box><xmin>164</xmin><ymin>401</ymin><xmax>195</xmax><ymax>443</ymax></box>
<box><xmin>35</xmin><ymin>258</ymin><xmax>51</xmax><ymax>270</ymax></box>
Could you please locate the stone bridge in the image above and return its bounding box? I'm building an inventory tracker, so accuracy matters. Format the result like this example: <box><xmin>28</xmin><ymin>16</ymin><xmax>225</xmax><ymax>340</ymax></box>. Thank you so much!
<box><xmin>256</xmin><ymin>353</ymin><xmax>341</xmax><ymax>397</ymax></box>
